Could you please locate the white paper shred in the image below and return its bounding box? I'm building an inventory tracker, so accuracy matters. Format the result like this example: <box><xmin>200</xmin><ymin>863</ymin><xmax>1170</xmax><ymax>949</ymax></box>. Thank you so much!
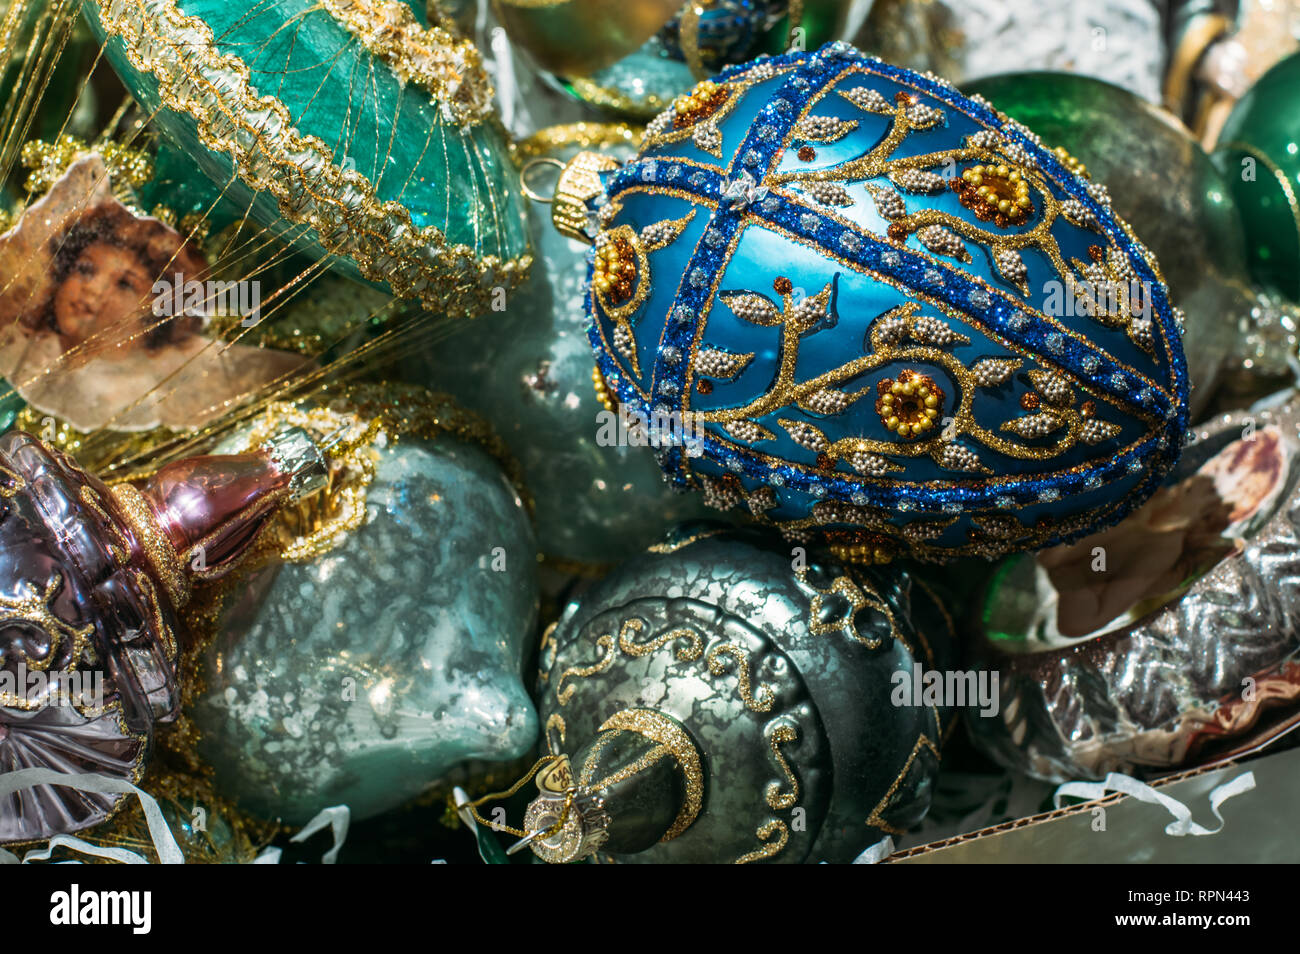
<box><xmin>1053</xmin><ymin>771</ymin><xmax>1257</xmax><ymax>836</ymax></box>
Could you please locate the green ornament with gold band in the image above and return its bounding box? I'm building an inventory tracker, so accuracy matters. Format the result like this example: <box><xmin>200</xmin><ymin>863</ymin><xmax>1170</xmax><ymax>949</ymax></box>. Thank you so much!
<box><xmin>81</xmin><ymin>0</ymin><xmax>530</xmax><ymax>316</ymax></box>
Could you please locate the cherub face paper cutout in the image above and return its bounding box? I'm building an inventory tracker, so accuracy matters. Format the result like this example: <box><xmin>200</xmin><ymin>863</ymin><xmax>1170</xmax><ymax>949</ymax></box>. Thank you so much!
<box><xmin>0</xmin><ymin>154</ymin><xmax>307</xmax><ymax>432</ymax></box>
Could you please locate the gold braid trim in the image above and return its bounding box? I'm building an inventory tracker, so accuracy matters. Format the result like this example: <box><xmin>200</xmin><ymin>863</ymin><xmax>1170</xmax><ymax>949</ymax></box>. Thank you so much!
<box><xmin>86</xmin><ymin>0</ymin><xmax>530</xmax><ymax>315</ymax></box>
<box><xmin>318</xmin><ymin>0</ymin><xmax>495</xmax><ymax>126</ymax></box>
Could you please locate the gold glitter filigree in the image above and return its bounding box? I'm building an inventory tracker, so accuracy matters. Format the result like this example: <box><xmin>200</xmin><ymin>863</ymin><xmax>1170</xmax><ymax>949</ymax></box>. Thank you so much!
<box><xmin>764</xmin><ymin>723</ymin><xmax>799</xmax><ymax>811</ymax></box>
<box><xmin>109</xmin><ymin>482</ymin><xmax>189</xmax><ymax>609</ymax></box>
<box><xmin>796</xmin><ymin>564</ymin><xmax>900</xmax><ymax>650</ymax></box>
<box><xmin>735</xmin><ymin>819</ymin><xmax>789</xmax><ymax>864</ymax></box>
<box><xmin>706</xmin><ymin>643</ymin><xmax>775</xmax><ymax>713</ymax></box>
<box><xmin>0</xmin><ymin>576</ymin><xmax>95</xmax><ymax>709</ymax></box>
<box><xmin>597</xmin><ymin>708</ymin><xmax>703</xmax><ymax>842</ymax></box>
<box><xmin>21</xmin><ymin>134</ymin><xmax>152</xmax><ymax>203</ymax></box>
<box><xmin>615</xmin><ymin>618</ymin><xmax>703</xmax><ymax>661</ymax></box>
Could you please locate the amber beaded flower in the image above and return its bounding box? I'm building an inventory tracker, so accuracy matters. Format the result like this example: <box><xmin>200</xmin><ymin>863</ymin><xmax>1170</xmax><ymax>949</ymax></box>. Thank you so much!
<box><xmin>954</xmin><ymin>162</ymin><xmax>1033</xmax><ymax>226</ymax></box>
<box><xmin>671</xmin><ymin>80</ymin><xmax>731</xmax><ymax>129</ymax></box>
<box><xmin>593</xmin><ymin>233</ymin><xmax>638</xmax><ymax>305</ymax></box>
<box><xmin>875</xmin><ymin>370</ymin><xmax>943</xmax><ymax>439</ymax></box>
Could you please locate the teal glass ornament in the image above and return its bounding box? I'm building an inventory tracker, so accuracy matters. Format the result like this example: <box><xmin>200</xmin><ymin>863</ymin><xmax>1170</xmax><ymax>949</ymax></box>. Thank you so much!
<box><xmin>524</xmin><ymin>524</ymin><xmax>953</xmax><ymax>864</ymax></box>
<box><xmin>82</xmin><ymin>0</ymin><xmax>530</xmax><ymax>315</ymax></box>
<box><xmin>412</xmin><ymin>131</ymin><xmax>714</xmax><ymax>566</ymax></box>
<box><xmin>582</xmin><ymin>43</ymin><xmax>1189</xmax><ymax>563</ymax></box>
<box><xmin>0</xmin><ymin>383</ymin><xmax>23</xmax><ymax>432</ymax></box>
<box><xmin>190</xmin><ymin>393</ymin><xmax>541</xmax><ymax>825</ymax></box>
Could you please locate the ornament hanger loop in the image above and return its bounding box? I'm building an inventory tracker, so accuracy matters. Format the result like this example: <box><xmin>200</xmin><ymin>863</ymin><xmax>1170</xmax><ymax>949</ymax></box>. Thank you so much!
<box><xmin>519</xmin><ymin>157</ymin><xmax>565</xmax><ymax>204</ymax></box>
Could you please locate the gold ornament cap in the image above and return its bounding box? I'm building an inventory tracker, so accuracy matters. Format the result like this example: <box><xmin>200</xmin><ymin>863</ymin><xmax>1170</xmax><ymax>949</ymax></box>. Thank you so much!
<box><xmin>522</xmin><ymin>150</ymin><xmax>622</xmax><ymax>243</ymax></box>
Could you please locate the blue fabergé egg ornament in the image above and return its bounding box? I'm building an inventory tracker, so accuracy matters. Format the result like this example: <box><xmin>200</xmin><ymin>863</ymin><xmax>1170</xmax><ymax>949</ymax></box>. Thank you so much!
<box><xmin>561</xmin><ymin>43</ymin><xmax>1190</xmax><ymax>563</ymax></box>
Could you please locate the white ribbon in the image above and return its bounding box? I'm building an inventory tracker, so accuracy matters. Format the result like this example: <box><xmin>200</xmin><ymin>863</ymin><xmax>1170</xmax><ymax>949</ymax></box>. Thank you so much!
<box><xmin>0</xmin><ymin>768</ymin><xmax>183</xmax><ymax>864</ymax></box>
<box><xmin>1053</xmin><ymin>770</ymin><xmax>1256</xmax><ymax>836</ymax></box>
<box><xmin>287</xmin><ymin>805</ymin><xmax>350</xmax><ymax>864</ymax></box>
<box><xmin>1</xmin><ymin>769</ymin><xmax>353</xmax><ymax>864</ymax></box>
<box><xmin>851</xmin><ymin>836</ymin><xmax>896</xmax><ymax>864</ymax></box>
<box><xmin>252</xmin><ymin>806</ymin><xmax>352</xmax><ymax>864</ymax></box>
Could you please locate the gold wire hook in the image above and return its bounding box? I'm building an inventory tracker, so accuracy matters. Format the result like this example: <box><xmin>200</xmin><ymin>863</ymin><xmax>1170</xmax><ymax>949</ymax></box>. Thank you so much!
<box><xmin>519</xmin><ymin>156</ymin><xmax>565</xmax><ymax>203</ymax></box>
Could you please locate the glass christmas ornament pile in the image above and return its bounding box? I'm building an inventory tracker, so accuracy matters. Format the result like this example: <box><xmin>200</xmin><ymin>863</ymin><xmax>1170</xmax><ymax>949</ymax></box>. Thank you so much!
<box><xmin>7</xmin><ymin>0</ymin><xmax>1298</xmax><ymax>865</ymax></box>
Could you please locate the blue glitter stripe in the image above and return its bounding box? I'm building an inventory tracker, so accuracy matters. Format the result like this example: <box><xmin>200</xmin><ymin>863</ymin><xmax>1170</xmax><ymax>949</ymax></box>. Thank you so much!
<box><xmin>753</xmin><ymin>194</ymin><xmax>1174</xmax><ymax>421</ymax></box>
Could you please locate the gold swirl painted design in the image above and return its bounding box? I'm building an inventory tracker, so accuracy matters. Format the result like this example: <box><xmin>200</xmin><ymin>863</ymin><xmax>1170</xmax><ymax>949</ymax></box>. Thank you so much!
<box><xmin>796</xmin><ymin>564</ymin><xmax>900</xmax><ymax>650</ymax></box>
<box><xmin>552</xmin><ymin>614</ymin><xmax>807</xmax><ymax>862</ymax></box>
<box><xmin>0</xmin><ymin>577</ymin><xmax>95</xmax><ymax>709</ymax></box>
<box><xmin>616</xmin><ymin>617</ymin><xmax>703</xmax><ymax>661</ymax></box>
<box><xmin>556</xmin><ymin>633</ymin><xmax>616</xmax><ymax>706</ymax></box>
<box><xmin>735</xmin><ymin>819</ymin><xmax>789</xmax><ymax>864</ymax></box>
<box><xmin>706</xmin><ymin>642</ymin><xmax>775</xmax><ymax>712</ymax></box>
<box><xmin>87</xmin><ymin>0</ymin><xmax>530</xmax><ymax>316</ymax></box>
<box><xmin>763</xmin><ymin>722</ymin><xmax>799</xmax><ymax>811</ymax></box>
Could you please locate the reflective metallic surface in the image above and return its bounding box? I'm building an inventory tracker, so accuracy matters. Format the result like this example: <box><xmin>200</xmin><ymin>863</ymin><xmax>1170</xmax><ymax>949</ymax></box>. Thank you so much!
<box><xmin>0</xmin><ymin>431</ymin><xmax>167</xmax><ymax>843</ymax></box>
<box><xmin>968</xmin><ymin>394</ymin><xmax>1300</xmax><ymax>781</ymax></box>
<box><xmin>0</xmin><ymin>428</ymin><xmax>329</xmax><ymax>842</ymax></box>
<box><xmin>412</xmin><ymin>138</ymin><xmax>714</xmax><ymax>566</ymax></box>
<box><xmin>1214</xmin><ymin>50</ymin><xmax>1300</xmax><ymax>302</ymax></box>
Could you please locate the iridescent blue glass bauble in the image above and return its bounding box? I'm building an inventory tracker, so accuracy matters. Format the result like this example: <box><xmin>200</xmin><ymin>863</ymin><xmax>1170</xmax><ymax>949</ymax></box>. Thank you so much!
<box><xmin>583</xmin><ymin>43</ymin><xmax>1189</xmax><ymax>562</ymax></box>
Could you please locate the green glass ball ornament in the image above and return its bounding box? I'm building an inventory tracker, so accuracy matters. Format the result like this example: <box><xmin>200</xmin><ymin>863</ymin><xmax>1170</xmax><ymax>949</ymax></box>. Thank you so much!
<box><xmin>1213</xmin><ymin>51</ymin><xmax>1300</xmax><ymax>302</ymax></box>
<box><xmin>411</xmin><ymin>126</ymin><xmax>714</xmax><ymax>566</ymax></box>
<box><xmin>82</xmin><ymin>0</ymin><xmax>530</xmax><ymax>315</ymax></box>
<box><xmin>964</xmin><ymin>72</ymin><xmax>1246</xmax><ymax>414</ymax></box>
<box><xmin>188</xmin><ymin>388</ymin><xmax>541</xmax><ymax>826</ymax></box>
<box><xmin>521</xmin><ymin>524</ymin><xmax>954</xmax><ymax>864</ymax></box>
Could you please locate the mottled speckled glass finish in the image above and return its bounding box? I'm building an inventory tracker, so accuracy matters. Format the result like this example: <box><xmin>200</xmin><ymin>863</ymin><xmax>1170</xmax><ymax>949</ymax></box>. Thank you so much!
<box><xmin>412</xmin><ymin>141</ymin><xmax>715</xmax><ymax>566</ymax></box>
<box><xmin>538</xmin><ymin>524</ymin><xmax>953</xmax><ymax>863</ymax></box>
<box><xmin>193</xmin><ymin>432</ymin><xmax>541</xmax><ymax>825</ymax></box>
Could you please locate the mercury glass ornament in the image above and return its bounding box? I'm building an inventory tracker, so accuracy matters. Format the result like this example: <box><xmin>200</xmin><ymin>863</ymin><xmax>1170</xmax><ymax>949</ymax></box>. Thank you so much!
<box><xmin>964</xmin><ymin>72</ymin><xmax>1244</xmax><ymax>415</ymax></box>
<box><xmin>82</xmin><ymin>0</ymin><xmax>529</xmax><ymax>314</ymax></box>
<box><xmin>854</xmin><ymin>0</ymin><xmax>1167</xmax><ymax>105</ymax></box>
<box><xmin>0</xmin><ymin>427</ymin><xmax>328</xmax><ymax>843</ymax></box>
<box><xmin>967</xmin><ymin>392</ymin><xmax>1300</xmax><ymax>781</ymax></box>
<box><xmin>523</xmin><ymin>524</ymin><xmax>952</xmax><ymax>864</ymax></box>
<box><xmin>412</xmin><ymin>129</ymin><xmax>714</xmax><ymax>566</ymax></box>
<box><xmin>189</xmin><ymin>393</ymin><xmax>541</xmax><ymax>825</ymax></box>
<box><xmin>576</xmin><ymin>43</ymin><xmax>1188</xmax><ymax>563</ymax></box>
